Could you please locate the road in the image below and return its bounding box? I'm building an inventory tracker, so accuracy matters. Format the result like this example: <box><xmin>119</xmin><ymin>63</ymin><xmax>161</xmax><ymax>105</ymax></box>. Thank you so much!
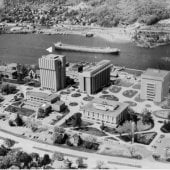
<box><xmin>0</xmin><ymin>129</ymin><xmax>170</xmax><ymax>169</ymax></box>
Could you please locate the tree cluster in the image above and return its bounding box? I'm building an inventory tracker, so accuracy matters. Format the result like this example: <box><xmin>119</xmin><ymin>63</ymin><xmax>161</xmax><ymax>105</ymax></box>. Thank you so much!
<box><xmin>52</xmin><ymin>126</ymin><xmax>99</xmax><ymax>151</ymax></box>
<box><xmin>1</xmin><ymin>84</ymin><xmax>17</xmax><ymax>95</ymax></box>
<box><xmin>0</xmin><ymin>146</ymin><xmax>51</xmax><ymax>169</ymax></box>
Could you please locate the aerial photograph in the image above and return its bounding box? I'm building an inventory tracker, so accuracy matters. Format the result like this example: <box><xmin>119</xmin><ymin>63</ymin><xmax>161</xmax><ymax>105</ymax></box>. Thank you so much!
<box><xmin>0</xmin><ymin>0</ymin><xmax>170</xmax><ymax>169</ymax></box>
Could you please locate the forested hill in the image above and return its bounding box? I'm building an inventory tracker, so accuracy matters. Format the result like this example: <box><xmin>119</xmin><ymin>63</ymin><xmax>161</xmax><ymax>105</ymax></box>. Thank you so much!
<box><xmin>1</xmin><ymin>0</ymin><xmax>170</xmax><ymax>27</ymax></box>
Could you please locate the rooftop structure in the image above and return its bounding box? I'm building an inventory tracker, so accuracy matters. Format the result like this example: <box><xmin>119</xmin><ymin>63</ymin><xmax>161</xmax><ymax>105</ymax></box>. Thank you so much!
<box><xmin>81</xmin><ymin>98</ymin><xmax>128</xmax><ymax>126</ymax></box>
<box><xmin>82</xmin><ymin>60</ymin><xmax>112</xmax><ymax>77</ymax></box>
<box><xmin>142</xmin><ymin>69</ymin><xmax>170</xmax><ymax>81</ymax></box>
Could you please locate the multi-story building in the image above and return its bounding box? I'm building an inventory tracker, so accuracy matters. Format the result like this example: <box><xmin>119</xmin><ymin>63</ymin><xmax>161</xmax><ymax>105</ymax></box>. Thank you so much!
<box><xmin>79</xmin><ymin>60</ymin><xmax>112</xmax><ymax>94</ymax></box>
<box><xmin>81</xmin><ymin>98</ymin><xmax>129</xmax><ymax>126</ymax></box>
<box><xmin>26</xmin><ymin>91</ymin><xmax>65</xmax><ymax>112</ymax></box>
<box><xmin>141</xmin><ymin>68</ymin><xmax>170</xmax><ymax>102</ymax></box>
<box><xmin>26</xmin><ymin>91</ymin><xmax>60</xmax><ymax>107</ymax></box>
<box><xmin>39</xmin><ymin>54</ymin><xmax>66</xmax><ymax>92</ymax></box>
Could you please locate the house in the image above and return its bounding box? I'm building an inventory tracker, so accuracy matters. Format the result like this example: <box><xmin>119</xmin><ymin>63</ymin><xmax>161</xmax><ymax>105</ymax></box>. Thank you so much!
<box><xmin>28</xmin><ymin>69</ymin><xmax>40</xmax><ymax>79</ymax></box>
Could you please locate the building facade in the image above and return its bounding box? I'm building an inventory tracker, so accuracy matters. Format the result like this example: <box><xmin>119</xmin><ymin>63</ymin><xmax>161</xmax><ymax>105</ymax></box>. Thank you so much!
<box><xmin>26</xmin><ymin>91</ymin><xmax>60</xmax><ymax>107</ymax></box>
<box><xmin>39</xmin><ymin>54</ymin><xmax>66</xmax><ymax>92</ymax></box>
<box><xmin>81</xmin><ymin>98</ymin><xmax>129</xmax><ymax>126</ymax></box>
<box><xmin>141</xmin><ymin>68</ymin><xmax>170</xmax><ymax>102</ymax></box>
<box><xmin>79</xmin><ymin>60</ymin><xmax>112</xmax><ymax>94</ymax></box>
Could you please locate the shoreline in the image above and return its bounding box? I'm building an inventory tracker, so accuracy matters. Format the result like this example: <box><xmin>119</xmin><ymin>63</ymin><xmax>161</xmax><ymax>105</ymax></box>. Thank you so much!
<box><xmin>2</xmin><ymin>23</ymin><xmax>133</xmax><ymax>44</ymax></box>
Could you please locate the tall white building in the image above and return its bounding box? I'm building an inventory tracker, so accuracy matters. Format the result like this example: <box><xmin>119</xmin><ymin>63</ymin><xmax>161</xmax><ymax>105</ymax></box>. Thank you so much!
<box><xmin>141</xmin><ymin>68</ymin><xmax>170</xmax><ymax>102</ymax></box>
<box><xmin>39</xmin><ymin>54</ymin><xmax>66</xmax><ymax>92</ymax></box>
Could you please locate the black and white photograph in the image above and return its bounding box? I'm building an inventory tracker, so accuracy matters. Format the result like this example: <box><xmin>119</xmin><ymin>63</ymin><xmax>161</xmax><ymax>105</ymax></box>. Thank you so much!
<box><xmin>0</xmin><ymin>0</ymin><xmax>170</xmax><ymax>169</ymax></box>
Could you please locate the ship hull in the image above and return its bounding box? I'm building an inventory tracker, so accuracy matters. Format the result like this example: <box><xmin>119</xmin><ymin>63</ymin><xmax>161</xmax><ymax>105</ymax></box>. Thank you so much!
<box><xmin>54</xmin><ymin>43</ymin><xmax>120</xmax><ymax>54</ymax></box>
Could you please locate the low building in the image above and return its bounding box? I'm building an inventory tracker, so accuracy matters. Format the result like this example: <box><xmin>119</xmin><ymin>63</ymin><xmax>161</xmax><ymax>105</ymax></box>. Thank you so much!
<box><xmin>52</xmin><ymin>101</ymin><xmax>66</xmax><ymax>112</ymax></box>
<box><xmin>39</xmin><ymin>103</ymin><xmax>52</xmax><ymax>114</ymax></box>
<box><xmin>81</xmin><ymin>98</ymin><xmax>129</xmax><ymax>126</ymax></box>
<box><xmin>141</xmin><ymin>68</ymin><xmax>170</xmax><ymax>102</ymax></box>
<box><xmin>26</xmin><ymin>91</ymin><xmax>60</xmax><ymax>107</ymax></box>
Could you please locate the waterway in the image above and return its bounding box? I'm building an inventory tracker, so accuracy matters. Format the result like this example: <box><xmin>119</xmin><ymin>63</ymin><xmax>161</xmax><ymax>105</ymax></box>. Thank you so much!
<box><xmin>0</xmin><ymin>34</ymin><xmax>170</xmax><ymax>70</ymax></box>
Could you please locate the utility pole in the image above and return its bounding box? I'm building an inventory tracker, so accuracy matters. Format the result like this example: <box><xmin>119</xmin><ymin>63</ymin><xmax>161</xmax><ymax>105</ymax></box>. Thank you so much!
<box><xmin>131</xmin><ymin>121</ymin><xmax>135</xmax><ymax>144</ymax></box>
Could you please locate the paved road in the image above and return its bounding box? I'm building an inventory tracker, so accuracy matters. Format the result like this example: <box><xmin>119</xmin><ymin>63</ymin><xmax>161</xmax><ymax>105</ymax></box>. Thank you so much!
<box><xmin>0</xmin><ymin>130</ymin><xmax>170</xmax><ymax>169</ymax></box>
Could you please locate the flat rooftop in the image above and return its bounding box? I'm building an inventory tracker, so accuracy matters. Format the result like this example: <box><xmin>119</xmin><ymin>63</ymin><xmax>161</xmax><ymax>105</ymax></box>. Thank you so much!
<box><xmin>81</xmin><ymin>98</ymin><xmax>129</xmax><ymax>117</ymax></box>
<box><xmin>42</xmin><ymin>54</ymin><xmax>65</xmax><ymax>60</ymax></box>
<box><xmin>142</xmin><ymin>68</ymin><xmax>170</xmax><ymax>81</ymax></box>
<box><xmin>81</xmin><ymin>60</ymin><xmax>112</xmax><ymax>77</ymax></box>
<box><xmin>26</xmin><ymin>91</ymin><xmax>59</xmax><ymax>101</ymax></box>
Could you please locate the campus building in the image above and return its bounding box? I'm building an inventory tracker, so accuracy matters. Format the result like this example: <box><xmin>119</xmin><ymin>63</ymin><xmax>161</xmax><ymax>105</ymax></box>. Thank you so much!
<box><xmin>79</xmin><ymin>60</ymin><xmax>112</xmax><ymax>94</ymax></box>
<box><xmin>81</xmin><ymin>98</ymin><xmax>129</xmax><ymax>126</ymax></box>
<box><xmin>26</xmin><ymin>91</ymin><xmax>60</xmax><ymax>106</ymax></box>
<box><xmin>26</xmin><ymin>91</ymin><xmax>65</xmax><ymax>112</ymax></box>
<box><xmin>39</xmin><ymin>54</ymin><xmax>66</xmax><ymax>92</ymax></box>
<box><xmin>141</xmin><ymin>68</ymin><xmax>170</xmax><ymax>102</ymax></box>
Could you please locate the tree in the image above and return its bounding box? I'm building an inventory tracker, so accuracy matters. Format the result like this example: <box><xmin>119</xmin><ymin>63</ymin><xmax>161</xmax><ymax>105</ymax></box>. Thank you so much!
<box><xmin>41</xmin><ymin>154</ymin><xmax>51</xmax><ymax>166</ymax></box>
<box><xmin>0</xmin><ymin>146</ymin><xmax>8</xmax><ymax>156</ymax></box>
<box><xmin>73</xmin><ymin>112</ymin><xmax>82</xmax><ymax>128</ymax></box>
<box><xmin>1</xmin><ymin>84</ymin><xmax>17</xmax><ymax>95</ymax></box>
<box><xmin>3</xmin><ymin>138</ymin><xmax>15</xmax><ymax>148</ymax></box>
<box><xmin>16</xmin><ymin>151</ymin><xmax>32</xmax><ymax>167</ymax></box>
<box><xmin>76</xmin><ymin>157</ymin><xmax>84</xmax><ymax>168</ymax></box>
<box><xmin>95</xmin><ymin>160</ymin><xmax>105</xmax><ymax>169</ymax></box>
<box><xmin>100</xmin><ymin>121</ymin><xmax>105</xmax><ymax>131</ymax></box>
<box><xmin>142</xmin><ymin>109</ymin><xmax>153</xmax><ymax>125</ymax></box>
<box><xmin>30</xmin><ymin>152</ymin><xmax>40</xmax><ymax>162</ymax></box>
<box><xmin>37</xmin><ymin>107</ymin><xmax>46</xmax><ymax>118</ymax></box>
<box><xmin>15</xmin><ymin>113</ymin><xmax>24</xmax><ymax>126</ymax></box>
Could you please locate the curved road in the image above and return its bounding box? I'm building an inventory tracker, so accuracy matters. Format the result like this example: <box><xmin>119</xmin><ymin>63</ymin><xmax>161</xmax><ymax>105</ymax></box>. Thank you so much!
<box><xmin>0</xmin><ymin>129</ymin><xmax>169</xmax><ymax>169</ymax></box>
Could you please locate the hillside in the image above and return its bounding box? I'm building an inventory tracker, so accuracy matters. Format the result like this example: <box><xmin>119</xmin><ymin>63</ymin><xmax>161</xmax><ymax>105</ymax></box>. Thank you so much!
<box><xmin>1</xmin><ymin>0</ymin><xmax>170</xmax><ymax>27</ymax></box>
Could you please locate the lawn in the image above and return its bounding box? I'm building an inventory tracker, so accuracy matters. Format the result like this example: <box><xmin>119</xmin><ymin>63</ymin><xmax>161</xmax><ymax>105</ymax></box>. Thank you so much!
<box><xmin>99</xmin><ymin>95</ymin><xmax>119</xmax><ymax>101</ymax></box>
<box><xmin>134</xmin><ymin>95</ymin><xmax>145</xmax><ymax>102</ymax></box>
<box><xmin>124</xmin><ymin>101</ymin><xmax>137</xmax><ymax>107</ymax></box>
<box><xmin>73</xmin><ymin>127</ymin><xmax>107</xmax><ymax>137</ymax></box>
<box><xmin>12</xmin><ymin>101</ymin><xmax>22</xmax><ymax>106</ymax></box>
<box><xmin>122</xmin><ymin>90</ymin><xmax>138</xmax><ymax>98</ymax></box>
<box><xmin>101</xmin><ymin>90</ymin><xmax>109</xmax><ymax>94</ymax></box>
<box><xmin>83</xmin><ymin>96</ymin><xmax>94</xmax><ymax>101</ymax></box>
<box><xmin>113</xmin><ymin>79</ymin><xmax>134</xmax><ymax>88</ymax></box>
<box><xmin>69</xmin><ymin>102</ymin><xmax>78</xmax><ymax>106</ymax></box>
<box><xmin>60</xmin><ymin>91</ymin><xmax>70</xmax><ymax>95</ymax></box>
<box><xmin>5</xmin><ymin>105</ymin><xmax>35</xmax><ymax>117</ymax></box>
<box><xmin>109</xmin><ymin>85</ymin><xmax>122</xmax><ymax>93</ymax></box>
<box><xmin>153</xmin><ymin>110</ymin><xmax>170</xmax><ymax>119</ymax></box>
<box><xmin>118</xmin><ymin>132</ymin><xmax>157</xmax><ymax>145</ymax></box>
<box><xmin>132</xmin><ymin>83</ymin><xmax>141</xmax><ymax>90</ymax></box>
<box><xmin>104</xmin><ymin>119</ymin><xmax>153</xmax><ymax>135</ymax></box>
<box><xmin>154</xmin><ymin>100</ymin><xmax>170</xmax><ymax>109</ymax></box>
<box><xmin>71</xmin><ymin>93</ymin><xmax>81</xmax><ymax>97</ymax></box>
<box><xmin>61</xmin><ymin>120</ymin><xmax>93</xmax><ymax>128</ymax></box>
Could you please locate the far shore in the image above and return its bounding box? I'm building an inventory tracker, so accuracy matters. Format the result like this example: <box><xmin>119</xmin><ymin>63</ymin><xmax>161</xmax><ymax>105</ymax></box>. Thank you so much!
<box><xmin>3</xmin><ymin>23</ymin><xmax>133</xmax><ymax>44</ymax></box>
